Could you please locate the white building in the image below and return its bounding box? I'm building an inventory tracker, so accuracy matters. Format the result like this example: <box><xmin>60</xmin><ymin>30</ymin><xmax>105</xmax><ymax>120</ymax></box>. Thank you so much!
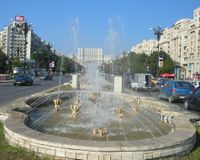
<box><xmin>159</xmin><ymin>7</ymin><xmax>200</xmax><ymax>79</ymax></box>
<box><xmin>131</xmin><ymin>7</ymin><xmax>200</xmax><ymax>79</ymax></box>
<box><xmin>77</xmin><ymin>48</ymin><xmax>104</xmax><ymax>65</ymax></box>
<box><xmin>0</xmin><ymin>16</ymin><xmax>55</xmax><ymax>63</ymax></box>
<box><xmin>0</xmin><ymin>16</ymin><xmax>32</xmax><ymax>61</ymax></box>
<box><xmin>131</xmin><ymin>40</ymin><xmax>157</xmax><ymax>55</ymax></box>
<box><xmin>0</xmin><ymin>31</ymin><xmax>3</xmax><ymax>49</ymax></box>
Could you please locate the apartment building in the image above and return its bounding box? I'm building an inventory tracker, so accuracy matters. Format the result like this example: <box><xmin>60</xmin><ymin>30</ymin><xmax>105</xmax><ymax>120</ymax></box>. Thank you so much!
<box><xmin>0</xmin><ymin>16</ymin><xmax>55</xmax><ymax>63</ymax></box>
<box><xmin>160</xmin><ymin>7</ymin><xmax>200</xmax><ymax>79</ymax></box>
<box><xmin>131</xmin><ymin>40</ymin><xmax>157</xmax><ymax>55</ymax></box>
<box><xmin>77</xmin><ymin>48</ymin><xmax>104</xmax><ymax>65</ymax></box>
<box><xmin>132</xmin><ymin>7</ymin><xmax>200</xmax><ymax>79</ymax></box>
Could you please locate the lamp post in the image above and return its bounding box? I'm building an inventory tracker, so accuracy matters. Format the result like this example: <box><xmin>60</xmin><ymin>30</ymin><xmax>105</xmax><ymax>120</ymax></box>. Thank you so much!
<box><xmin>153</xmin><ymin>26</ymin><xmax>163</xmax><ymax>77</ymax></box>
<box><xmin>23</xmin><ymin>22</ymin><xmax>29</xmax><ymax>74</ymax></box>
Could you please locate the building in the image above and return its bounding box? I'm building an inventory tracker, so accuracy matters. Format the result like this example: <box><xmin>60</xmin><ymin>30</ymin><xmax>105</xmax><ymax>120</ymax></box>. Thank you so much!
<box><xmin>132</xmin><ymin>7</ymin><xmax>200</xmax><ymax>79</ymax></box>
<box><xmin>0</xmin><ymin>16</ymin><xmax>55</xmax><ymax>63</ymax></box>
<box><xmin>159</xmin><ymin>7</ymin><xmax>200</xmax><ymax>79</ymax></box>
<box><xmin>0</xmin><ymin>16</ymin><xmax>32</xmax><ymax>61</ymax></box>
<box><xmin>131</xmin><ymin>40</ymin><xmax>157</xmax><ymax>55</ymax></box>
<box><xmin>77</xmin><ymin>48</ymin><xmax>104</xmax><ymax>65</ymax></box>
<box><xmin>0</xmin><ymin>31</ymin><xmax>3</xmax><ymax>49</ymax></box>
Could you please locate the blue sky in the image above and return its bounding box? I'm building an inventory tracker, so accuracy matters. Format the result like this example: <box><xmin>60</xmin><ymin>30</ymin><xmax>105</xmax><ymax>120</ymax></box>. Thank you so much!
<box><xmin>0</xmin><ymin>0</ymin><xmax>199</xmax><ymax>56</ymax></box>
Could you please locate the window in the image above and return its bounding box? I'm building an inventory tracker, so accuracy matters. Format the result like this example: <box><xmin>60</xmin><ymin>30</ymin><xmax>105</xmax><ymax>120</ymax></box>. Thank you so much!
<box><xmin>175</xmin><ymin>82</ymin><xmax>193</xmax><ymax>88</ymax></box>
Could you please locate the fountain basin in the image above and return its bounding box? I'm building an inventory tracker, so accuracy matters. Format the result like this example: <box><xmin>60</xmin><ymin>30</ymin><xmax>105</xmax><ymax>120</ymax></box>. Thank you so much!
<box><xmin>3</xmin><ymin>91</ymin><xmax>196</xmax><ymax>160</ymax></box>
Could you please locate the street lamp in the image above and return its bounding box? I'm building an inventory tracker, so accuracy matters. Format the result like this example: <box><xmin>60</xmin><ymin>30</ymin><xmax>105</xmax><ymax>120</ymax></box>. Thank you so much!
<box><xmin>152</xmin><ymin>26</ymin><xmax>163</xmax><ymax>77</ymax></box>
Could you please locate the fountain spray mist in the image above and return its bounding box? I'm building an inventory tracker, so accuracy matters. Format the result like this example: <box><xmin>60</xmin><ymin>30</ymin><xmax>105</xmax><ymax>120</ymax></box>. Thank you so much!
<box><xmin>58</xmin><ymin>54</ymin><xmax>64</xmax><ymax>98</ymax></box>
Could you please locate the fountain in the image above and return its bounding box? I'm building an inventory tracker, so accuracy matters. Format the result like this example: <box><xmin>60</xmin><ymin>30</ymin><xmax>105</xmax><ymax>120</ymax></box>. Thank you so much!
<box><xmin>1</xmin><ymin>19</ymin><xmax>197</xmax><ymax>159</ymax></box>
<box><xmin>70</xmin><ymin>97</ymin><xmax>81</xmax><ymax>119</ymax></box>
<box><xmin>53</xmin><ymin>98</ymin><xmax>62</xmax><ymax>111</ymax></box>
<box><xmin>3</xmin><ymin>88</ymin><xmax>196</xmax><ymax>160</ymax></box>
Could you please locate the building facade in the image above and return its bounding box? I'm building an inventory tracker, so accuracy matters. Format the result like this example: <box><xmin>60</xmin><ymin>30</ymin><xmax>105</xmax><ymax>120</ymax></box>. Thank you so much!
<box><xmin>132</xmin><ymin>7</ymin><xmax>200</xmax><ymax>80</ymax></box>
<box><xmin>0</xmin><ymin>16</ymin><xmax>32</xmax><ymax>61</ymax></box>
<box><xmin>77</xmin><ymin>48</ymin><xmax>104</xmax><ymax>65</ymax></box>
<box><xmin>0</xmin><ymin>16</ymin><xmax>55</xmax><ymax>63</ymax></box>
<box><xmin>159</xmin><ymin>7</ymin><xmax>200</xmax><ymax>79</ymax></box>
<box><xmin>131</xmin><ymin>40</ymin><xmax>157</xmax><ymax>56</ymax></box>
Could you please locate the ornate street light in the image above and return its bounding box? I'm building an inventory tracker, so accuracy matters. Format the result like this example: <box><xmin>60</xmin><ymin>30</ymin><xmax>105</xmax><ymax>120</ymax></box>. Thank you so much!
<box><xmin>152</xmin><ymin>26</ymin><xmax>163</xmax><ymax>76</ymax></box>
<box><xmin>153</xmin><ymin>26</ymin><xmax>163</xmax><ymax>52</ymax></box>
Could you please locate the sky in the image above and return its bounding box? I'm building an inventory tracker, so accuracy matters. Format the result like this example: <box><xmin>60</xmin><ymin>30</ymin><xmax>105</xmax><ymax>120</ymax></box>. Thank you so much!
<box><xmin>0</xmin><ymin>0</ymin><xmax>199</xmax><ymax>56</ymax></box>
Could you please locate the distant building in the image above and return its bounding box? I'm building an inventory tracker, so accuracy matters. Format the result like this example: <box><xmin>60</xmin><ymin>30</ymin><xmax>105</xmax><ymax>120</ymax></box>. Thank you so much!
<box><xmin>159</xmin><ymin>7</ymin><xmax>200</xmax><ymax>79</ymax></box>
<box><xmin>131</xmin><ymin>40</ymin><xmax>157</xmax><ymax>55</ymax></box>
<box><xmin>77</xmin><ymin>48</ymin><xmax>104</xmax><ymax>65</ymax></box>
<box><xmin>0</xmin><ymin>16</ymin><xmax>56</xmax><ymax>62</ymax></box>
<box><xmin>131</xmin><ymin>7</ymin><xmax>200</xmax><ymax>79</ymax></box>
<box><xmin>0</xmin><ymin>31</ymin><xmax>3</xmax><ymax>49</ymax></box>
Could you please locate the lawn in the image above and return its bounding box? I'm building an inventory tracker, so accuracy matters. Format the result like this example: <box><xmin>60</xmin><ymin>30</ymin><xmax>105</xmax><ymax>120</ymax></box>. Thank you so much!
<box><xmin>0</xmin><ymin>122</ymin><xmax>47</xmax><ymax>160</ymax></box>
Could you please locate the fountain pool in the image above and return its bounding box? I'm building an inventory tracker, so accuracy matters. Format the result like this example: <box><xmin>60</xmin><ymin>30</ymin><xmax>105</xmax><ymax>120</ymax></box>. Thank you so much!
<box><xmin>3</xmin><ymin>90</ymin><xmax>196</xmax><ymax>159</ymax></box>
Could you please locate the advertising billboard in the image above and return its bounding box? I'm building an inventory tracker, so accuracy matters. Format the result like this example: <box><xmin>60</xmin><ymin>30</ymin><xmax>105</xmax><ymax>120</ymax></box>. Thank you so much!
<box><xmin>14</xmin><ymin>16</ymin><xmax>25</xmax><ymax>22</ymax></box>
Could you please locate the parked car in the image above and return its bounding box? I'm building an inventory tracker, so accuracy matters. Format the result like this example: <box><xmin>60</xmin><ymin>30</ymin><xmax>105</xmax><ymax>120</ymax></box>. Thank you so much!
<box><xmin>40</xmin><ymin>74</ymin><xmax>53</xmax><ymax>80</ymax></box>
<box><xmin>184</xmin><ymin>86</ymin><xmax>200</xmax><ymax>110</ymax></box>
<box><xmin>13</xmin><ymin>74</ymin><xmax>33</xmax><ymax>86</ymax></box>
<box><xmin>159</xmin><ymin>80</ymin><xmax>194</xmax><ymax>103</ymax></box>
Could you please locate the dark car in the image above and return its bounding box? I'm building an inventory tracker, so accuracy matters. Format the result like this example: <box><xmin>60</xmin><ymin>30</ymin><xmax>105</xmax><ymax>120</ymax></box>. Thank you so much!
<box><xmin>13</xmin><ymin>74</ymin><xmax>33</xmax><ymax>86</ymax></box>
<box><xmin>159</xmin><ymin>80</ymin><xmax>194</xmax><ymax>103</ymax></box>
<box><xmin>40</xmin><ymin>74</ymin><xmax>53</xmax><ymax>80</ymax></box>
<box><xmin>184</xmin><ymin>86</ymin><xmax>200</xmax><ymax>110</ymax></box>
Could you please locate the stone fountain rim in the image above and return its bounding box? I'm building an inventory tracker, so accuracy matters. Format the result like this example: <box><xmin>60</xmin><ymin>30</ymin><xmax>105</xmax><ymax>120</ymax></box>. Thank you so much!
<box><xmin>3</xmin><ymin>90</ymin><xmax>196</xmax><ymax>152</ymax></box>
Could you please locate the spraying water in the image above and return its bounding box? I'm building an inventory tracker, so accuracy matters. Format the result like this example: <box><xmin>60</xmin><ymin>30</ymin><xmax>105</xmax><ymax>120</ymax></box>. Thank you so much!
<box><xmin>58</xmin><ymin>54</ymin><xmax>64</xmax><ymax>98</ymax></box>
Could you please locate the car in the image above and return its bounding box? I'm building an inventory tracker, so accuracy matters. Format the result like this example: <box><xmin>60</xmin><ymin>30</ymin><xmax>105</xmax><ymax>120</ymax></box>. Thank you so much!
<box><xmin>157</xmin><ymin>78</ymin><xmax>168</xmax><ymax>87</ymax></box>
<box><xmin>184</xmin><ymin>86</ymin><xmax>200</xmax><ymax>110</ymax></box>
<box><xmin>159</xmin><ymin>80</ymin><xmax>194</xmax><ymax>103</ymax></box>
<box><xmin>40</xmin><ymin>74</ymin><xmax>53</xmax><ymax>80</ymax></box>
<box><xmin>13</xmin><ymin>74</ymin><xmax>33</xmax><ymax>86</ymax></box>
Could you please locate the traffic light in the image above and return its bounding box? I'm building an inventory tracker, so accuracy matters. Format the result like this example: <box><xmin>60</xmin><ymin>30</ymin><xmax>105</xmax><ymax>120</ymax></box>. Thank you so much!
<box><xmin>159</xmin><ymin>57</ymin><xmax>163</xmax><ymax>67</ymax></box>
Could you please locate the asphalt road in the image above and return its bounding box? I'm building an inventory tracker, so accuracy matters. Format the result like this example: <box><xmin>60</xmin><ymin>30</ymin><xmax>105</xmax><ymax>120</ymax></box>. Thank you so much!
<box><xmin>0</xmin><ymin>76</ymin><xmax>70</xmax><ymax>108</ymax></box>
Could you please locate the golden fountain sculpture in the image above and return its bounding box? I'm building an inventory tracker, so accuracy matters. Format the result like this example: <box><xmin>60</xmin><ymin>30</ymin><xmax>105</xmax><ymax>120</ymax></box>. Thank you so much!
<box><xmin>116</xmin><ymin>107</ymin><xmax>124</xmax><ymax>118</ymax></box>
<box><xmin>131</xmin><ymin>100</ymin><xmax>137</xmax><ymax>113</ymax></box>
<box><xmin>93</xmin><ymin>127</ymin><xmax>108</xmax><ymax>137</ymax></box>
<box><xmin>70</xmin><ymin>97</ymin><xmax>81</xmax><ymax>119</ymax></box>
<box><xmin>53</xmin><ymin>98</ymin><xmax>62</xmax><ymax>111</ymax></box>
<box><xmin>88</xmin><ymin>92</ymin><xmax>101</xmax><ymax>103</ymax></box>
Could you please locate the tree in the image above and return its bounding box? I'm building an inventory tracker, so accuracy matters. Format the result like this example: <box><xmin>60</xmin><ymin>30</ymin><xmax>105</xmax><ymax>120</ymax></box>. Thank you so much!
<box><xmin>159</xmin><ymin>51</ymin><xmax>175</xmax><ymax>74</ymax></box>
<box><xmin>146</xmin><ymin>51</ymin><xmax>175</xmax><ymax>77</ymax></box>
<box><xmin>0</xmin><ymin>49</ymin><xmax>9</xmax><ymax>73</ymax></box>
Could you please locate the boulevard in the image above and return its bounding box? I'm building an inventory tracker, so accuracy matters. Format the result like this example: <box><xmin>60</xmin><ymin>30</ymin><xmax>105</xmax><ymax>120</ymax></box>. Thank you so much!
<box><xmin>0</xmin><ymin>76</ymin><xmax>70</xmax><ymax>108</ymax></box>
<box><xmin>0</xmin><ymin>76</ymin><xmax>198</xmax><ymax>119</ymax></box>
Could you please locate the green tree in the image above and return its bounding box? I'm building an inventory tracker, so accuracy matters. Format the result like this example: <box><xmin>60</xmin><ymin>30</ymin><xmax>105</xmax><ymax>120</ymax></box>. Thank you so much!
<box><xmin>128</xmin><ymin>52</ymin><xmax>147</xmax><ymax>74</ymax></box>
<box><xmin>146</xmin><ymin>51</ymin><xmax>175</xmax><ymax>77</ymax></box>
<box><xmin>159</xmin><ymin>51</ymin><xmax>175</xmax><ymax>74</ymax></box>
<box><xmin>0</xmin><ymin>49</ymin><xmax>9</xmax><ymax>73</ymax></box>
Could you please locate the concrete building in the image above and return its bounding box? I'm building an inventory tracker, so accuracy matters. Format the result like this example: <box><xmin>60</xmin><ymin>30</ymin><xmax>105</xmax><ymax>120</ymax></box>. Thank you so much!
<box><xmin>159</xmin><ymin>7</ymin><xmax>200</xmax><ymax>79</ymax></box>
<box><xmin>0</xmin><ymin>16</ymin><xmax>55</xmax><ymax>63</ymax></box>
<box><xmin>131</xmin><ymin>40</ymin><xmax>157</xmax><ymax>55</ymax></box>
<box><xmin>0</xmin><ymin>31</ymin><xmax>3</xmax><ymax>49</ymax></box>
<box><xmin>0</xmin><ymin>16</ymin><xmax>32</xmax><ymax>61</ymax></box>
<box><xmin>132</xmin><ymin>7</ymin><xmax>200</xmax><ymax>79</ymax></box>
<box><xmin>77</xmin><ymin>48</ymin><xmax>104</xmax><ymax>65</ymax></box>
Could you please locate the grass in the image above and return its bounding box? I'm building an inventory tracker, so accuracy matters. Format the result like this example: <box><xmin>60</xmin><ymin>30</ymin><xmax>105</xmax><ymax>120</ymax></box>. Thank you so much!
<box><xmin>0</xmin><ymin>123</ymin><xmax>43</xmax><ymax>160</ymax></box>
<box><xmin>46</xmin><ymin>84</ymin><xmax>72</xmax><ymax>93</ymax></box>
<box><xmin>181</xmin><ymin>127</ymin><xmax>200</xmax><ymax>160</ymax></box>
<box><xmin>0</xmin><ymin>122</ymin><xmax>200</xmax><ymax>159</ymax></box>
